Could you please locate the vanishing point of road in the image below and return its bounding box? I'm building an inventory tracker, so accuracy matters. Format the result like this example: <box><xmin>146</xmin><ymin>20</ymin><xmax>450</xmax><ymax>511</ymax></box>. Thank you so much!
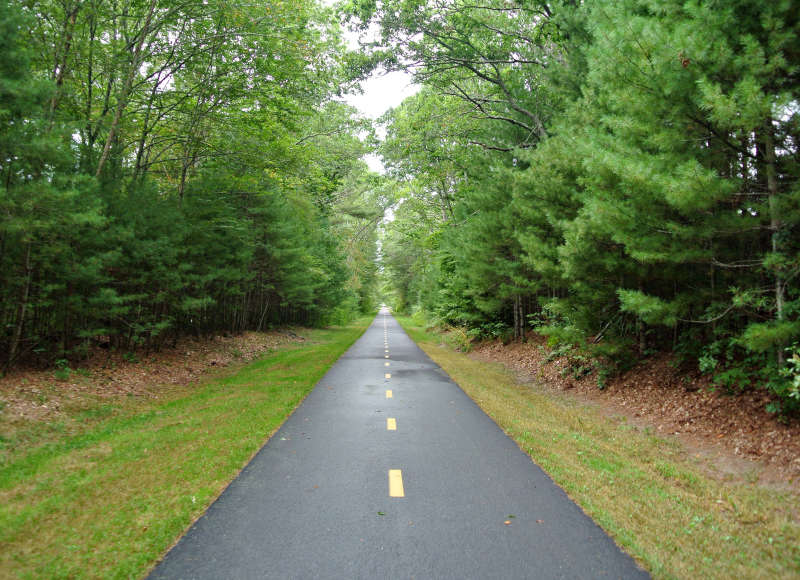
<box><xmin>149</xmin><ymin>308</ymin><xmax>649</xmax><ymax>579</ymax></box>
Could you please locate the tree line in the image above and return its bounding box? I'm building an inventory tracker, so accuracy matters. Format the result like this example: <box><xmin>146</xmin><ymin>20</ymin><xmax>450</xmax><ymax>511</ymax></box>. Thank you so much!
<box><xmin>358</xmin><ymin>0</ymin><xmax>800</xmax><ymax>413</ymax></box>
<box><xmin>1</xmin><ymin>0</ymin><xmax>384</xmax><ymax>370</ymax></box>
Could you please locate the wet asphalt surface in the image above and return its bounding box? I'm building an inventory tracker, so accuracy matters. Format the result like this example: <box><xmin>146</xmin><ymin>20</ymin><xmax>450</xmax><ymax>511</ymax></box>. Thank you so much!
<box><xmin>148</xmin><ymin>309</ymin><xmax>649</xmax><ymax>579</ymax></box>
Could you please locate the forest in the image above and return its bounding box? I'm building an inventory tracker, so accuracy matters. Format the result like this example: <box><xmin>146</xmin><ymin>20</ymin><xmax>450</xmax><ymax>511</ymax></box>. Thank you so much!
<box><xmin>2</xmin><ymin>0</ymin><xmax>799</xmax><ymax>413</ymax></box>
<box><xmin>0</xmin><ymin>0</ymin><xmax>386</xmax><ymax>371</ymax></box>
<box><xmin>368</xmin><ymin>0</ymin><xmax>800</xmax><ymax>415</ymax></box>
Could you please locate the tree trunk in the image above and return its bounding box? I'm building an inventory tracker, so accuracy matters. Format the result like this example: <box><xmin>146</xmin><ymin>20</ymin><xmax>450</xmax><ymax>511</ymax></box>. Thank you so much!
<box><xmin>6</xmin><ymin>243</ymin><xmax>33</xmax><ymax>371</ymax></box>
<box><xmin>95</xmin><ymin>0</ymin><xmax>158</xmax><ymax>177</ymax></box>
<box><xmin>49</xmin><ymin>3</ymin><xmax>81</xmax><ymax>123</ymax></box>
<box><xmin>513</xmin><ymin>294</ymin><xmax>524</xmax><ymax>341</ymax></box>
<box><xmin>763</xmin><ymin>120</ymin><xmax>785</xmax><ymax>366</ymax></box>
<box><xmin>177</xmin><ymin>152</ymin><xmax>197</xmax><ymax>202</ymax></box>
<box><xmin>257</xmin><ymin>295</ymin><xmax>270</xmax><ymax>331</ymax></box>
<box><xmin>638</xmin><ymin>280</ymin><xmax>646</xmax><ymax>355</ymax></box>
<box><xmin>133</xmin><ymin>81</ymin><xmax>161</xmax><ymax>180</ymax></box>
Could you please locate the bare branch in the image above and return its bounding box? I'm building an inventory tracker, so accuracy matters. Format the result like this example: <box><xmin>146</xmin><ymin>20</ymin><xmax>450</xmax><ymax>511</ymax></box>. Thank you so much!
<box><xmin>679</xmin><ymin>305</ymin><xmax>736</xmax><ymax>324</ymax></box>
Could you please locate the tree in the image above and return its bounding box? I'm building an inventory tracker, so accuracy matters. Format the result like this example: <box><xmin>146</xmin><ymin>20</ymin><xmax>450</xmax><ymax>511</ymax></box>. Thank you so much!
<box><xmin>1</xmin><ymin>0</ymin><xmax>384</xmax><ymax>367</ymax></box>
<box><xmin>373</xmin><ymin>0</ymin><xmax>800</xmax><ymax>411</ymax></box>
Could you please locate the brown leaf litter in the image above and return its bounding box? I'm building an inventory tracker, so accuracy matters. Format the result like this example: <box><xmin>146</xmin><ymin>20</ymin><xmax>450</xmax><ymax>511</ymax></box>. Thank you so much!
<box><xmin>0</xmin><ymin>330</ymin><xmax>305</xmax><ymax>438</ymax></box>
<box><xmin>471</xmin><ymin>336</ymin><xmax>799</xmax><ymax>492</ymax></box>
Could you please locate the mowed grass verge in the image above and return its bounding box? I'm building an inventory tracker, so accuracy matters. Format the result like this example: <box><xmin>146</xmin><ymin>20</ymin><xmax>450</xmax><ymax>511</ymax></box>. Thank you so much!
<box><xmin>0</xmin><ymin>319</ymin><xmax>370</xmax><ymax>579</ymax></box>
<box><xmin>397</xmin><ymin>317</ymin><xmax>800</xmax><ymax>580</ymax></box>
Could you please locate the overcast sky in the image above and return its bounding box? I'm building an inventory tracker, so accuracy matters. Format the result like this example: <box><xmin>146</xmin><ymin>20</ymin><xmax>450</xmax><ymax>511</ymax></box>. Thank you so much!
<box><xmin>344</xmin><ymin>70</ymin><xmax>418</xmax><ymax>172</ymax></box>
<box><xmin>345</xmin><ymin>70</ymin><xmax>419</xmax><ymax>121</ymax></box>
<box><xmin>332</xmin><ymin>8</ymin><xmax>419</xmax><ymax>172</ymax></box>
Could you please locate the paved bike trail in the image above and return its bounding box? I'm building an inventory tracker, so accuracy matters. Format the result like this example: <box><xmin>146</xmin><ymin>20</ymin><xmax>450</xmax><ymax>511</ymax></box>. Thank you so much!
<box><xmin>148</xmin><ymin>309</ymin><xmax>649</xmax><ymax>579</ymax></box>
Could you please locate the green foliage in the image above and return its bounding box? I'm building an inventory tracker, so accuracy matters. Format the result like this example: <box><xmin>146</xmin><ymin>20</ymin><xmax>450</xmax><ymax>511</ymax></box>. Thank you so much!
<box><xmin>442</xmin><ymin>326</ymin><xmax>473</xmax><ymax>353</ymax></box>
<box><xmin>538</xmin><ymin>323</ymin><xmax>586</xmax><ymax>350</ymax></box>
<box><xmin>374</xmin><ymin>0</ymin><xmax>800</xmax><ymax>412</ymax></box>
<box><xmin>468</xmin><ymin>321</ymin><xmax>513</xmax><ymax>343</ymax></box>
<box><xmin>589</xmin><ymin>340</ymin><xmax>638</xmax><ymax>379</ymax></box>
<box><xmin>0</xmin><ymin>0</ymin><xmax>383</xmax><ymax>368</ymax></box>
<box><xmin>769</xmin><ymin>344</ymin><xmax>800</xmax><ymax>416</ymax></box>
<box><xmin>409</xmin><ymin>310</ymin><xmax>428</xmax><ymax>328</ymax></box>
<box><xmin>53</xmin><ymin>359</ymin><xmax>71</xmax><ymax>382</ymax></box>
<box><xmin>617</xmin><ymin>290</ymin><xmax>680</xmax><ymax>327</ymax></box>
<box><xmin>781</xmin><ymin>345</ymin><xmax>800</xmax><ymax>401</ymax></box>
<box><xmin>740</xmin><ymin>321</ymin><xmax>800</xmax><ymax>353</ymax></box>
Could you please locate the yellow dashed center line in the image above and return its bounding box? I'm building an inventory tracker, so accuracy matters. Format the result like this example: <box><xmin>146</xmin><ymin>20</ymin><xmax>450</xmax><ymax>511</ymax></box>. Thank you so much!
<box><xmin>389</xmin><ymin>469</ymin><xmax>405</xmax><ymax>497</ymax></box>
<box><xmin>380</xmin><ymin>315</ymin><xmax>405</xmax><ymax>498</ymax></box>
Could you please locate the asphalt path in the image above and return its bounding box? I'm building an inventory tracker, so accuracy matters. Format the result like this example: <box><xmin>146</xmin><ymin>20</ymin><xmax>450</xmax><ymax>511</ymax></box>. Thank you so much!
<box><xmin>148</xmin><ymin>309</ymin><xmax>649</xmax><ymax>579</ymax></box>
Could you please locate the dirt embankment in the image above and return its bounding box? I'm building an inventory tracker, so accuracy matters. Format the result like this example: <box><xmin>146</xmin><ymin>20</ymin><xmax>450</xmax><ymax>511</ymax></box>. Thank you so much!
<box><xmin>471</xmin><ymin>337</ymin><xmax>800</xmax><ymax>490</ymax></box>
<box><xmin>0</xmin><ymin>331</ymin><xmax>305</xmax><ymax>431</ymax></box>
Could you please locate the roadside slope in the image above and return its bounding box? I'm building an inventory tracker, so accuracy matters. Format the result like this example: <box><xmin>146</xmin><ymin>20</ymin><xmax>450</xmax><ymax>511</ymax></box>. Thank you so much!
<box><xmin>0</xmin><ymin>319</ymin><xmax>370</xmax><ymax>579</ymax></box>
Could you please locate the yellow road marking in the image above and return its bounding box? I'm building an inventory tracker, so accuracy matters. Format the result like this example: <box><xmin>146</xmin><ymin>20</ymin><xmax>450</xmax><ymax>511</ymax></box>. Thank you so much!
<box><xmin>385</xmin><ymin>373</ymin><xmax>391</xmax><ymax>379</ymax></box>
<box><xmin>386</xmin><ymin>390</ymin><xmax>392</xmax><ymax>398</ymax></box>
<box><xmin>389</xmin><ymin>469</ymin><xmax>405</xmax><ymax>497</ymax></box>
<box><xmin>387</xmin><ymin>418</ymin><xmax>397</xmax><ymax>431</ymax></box>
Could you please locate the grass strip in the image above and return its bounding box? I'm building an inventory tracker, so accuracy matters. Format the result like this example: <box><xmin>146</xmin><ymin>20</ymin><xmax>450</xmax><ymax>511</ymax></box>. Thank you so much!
<box><xmin>0</xmin><ymin>318</ymin><xmax>370</xmax><ymax>579</ymax></box>
<box><xmin>397</xmin><ymin>317</ymin><xmax>800</xmax><ymax>580</ymax></box>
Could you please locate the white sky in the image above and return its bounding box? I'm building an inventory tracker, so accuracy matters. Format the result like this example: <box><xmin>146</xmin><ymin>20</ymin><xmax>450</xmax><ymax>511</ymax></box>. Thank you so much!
<box><xmin>344</xmin><ymin>70</ymin><xmax>419</xmax><ymax>121</ymax></box>
<box><xmin>328</xmin><ymin>3</ymin><xmax>420</xmax><ymax>173</ymax></box>
<box><xmin>344</xmin><ymin>70</ymin><xmax>418</xmax><ymax>172</ymax></box>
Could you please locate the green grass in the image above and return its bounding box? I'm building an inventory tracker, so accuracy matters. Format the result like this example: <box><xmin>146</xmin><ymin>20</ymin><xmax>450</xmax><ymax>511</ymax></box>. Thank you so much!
<box><xmin>0</xmin><ymin>319</ymin><xmax>369</xmax><ymax>579</ymax></box>
<box><xmin>397</xmin><ymin>317</ymin><xmax>800</xmax><ymax>580</ymax></box>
